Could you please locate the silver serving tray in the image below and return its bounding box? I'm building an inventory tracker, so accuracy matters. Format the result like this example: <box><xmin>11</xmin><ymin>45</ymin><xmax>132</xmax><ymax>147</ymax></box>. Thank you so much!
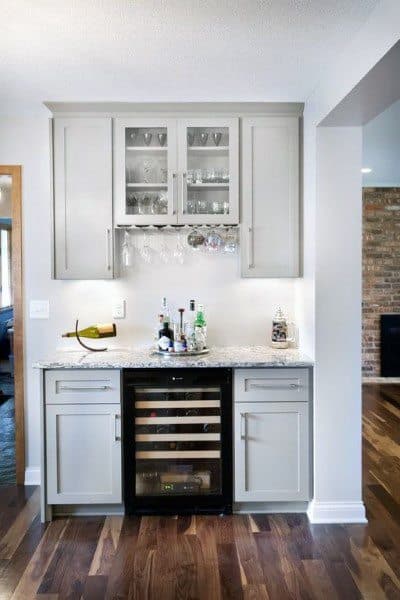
<box><xmin>153</xmin><ymin>348</ymin><xmax>210</xmax><ymax>357</ymax></box>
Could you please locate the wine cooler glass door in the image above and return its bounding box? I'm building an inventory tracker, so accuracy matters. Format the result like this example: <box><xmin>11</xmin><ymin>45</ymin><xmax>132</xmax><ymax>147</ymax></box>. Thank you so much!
<box><xmin>114</xmin><ymin>118</ymin><xmax>178</xmax><ymax>226</ymax></box>
<box><xmin>178</xmin><ymin>118</ymin><xmax>239</xmax><ymax>225</ymax></box>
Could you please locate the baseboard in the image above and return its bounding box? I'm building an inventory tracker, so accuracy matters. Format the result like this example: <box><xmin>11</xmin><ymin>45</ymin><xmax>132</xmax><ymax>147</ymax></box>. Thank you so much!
<box><xmin>234</xmin><ymin>501</ymin><xmax>309</xmax><ymax>514</ymax></box>
<box><xmin>307</xmin><ymin>500</ymin><xmax>367</xmax><ymax>524</ymax></box>
<box><xmin>362</xmin><ymin>376</ymin><xmax>400</xmax><ymax>383</ymax></box>
<box><xmin>24</xmin><ymin>467</ymin><xmax>40</xmax><ymax>486</ymax></box>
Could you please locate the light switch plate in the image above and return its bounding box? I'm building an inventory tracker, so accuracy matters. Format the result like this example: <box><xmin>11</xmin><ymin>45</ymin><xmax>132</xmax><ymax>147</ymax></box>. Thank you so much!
<box><xmin>29</xmin><ymin>300</ymin><xmax>50</xmax><ymax>319</ymax></box>
<box><xmin>112</xmin><ymin>299</ymin><xmax>126</xmax><ymax>319</ymax></box>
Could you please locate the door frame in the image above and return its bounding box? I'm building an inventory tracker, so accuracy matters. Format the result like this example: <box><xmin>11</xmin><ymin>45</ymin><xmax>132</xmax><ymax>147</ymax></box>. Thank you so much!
<box><xmin>0</xmin><ymin>165</ymin><xmax>24</xmax><ymax>484</ymax></box>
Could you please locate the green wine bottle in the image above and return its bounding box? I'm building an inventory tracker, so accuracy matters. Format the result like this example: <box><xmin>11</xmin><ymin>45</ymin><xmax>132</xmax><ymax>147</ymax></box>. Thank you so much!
<box><xmin>62</xmin><ymin>323</ymin><xmax>116</xmax><ymax>339</ymax></box>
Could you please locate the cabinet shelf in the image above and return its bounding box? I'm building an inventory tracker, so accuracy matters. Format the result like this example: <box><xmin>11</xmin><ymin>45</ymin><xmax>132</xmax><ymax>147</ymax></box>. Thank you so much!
<box><xmin>126</xmin><ymin>183</ymin><xmax>168</xmax><ymax>189</ymax></box>
<box><xmin>126</xmin><ymin>146</ymin><xmax>168</xmax><ymax>152</ymax></box>
<box><xmin>188</xmin><ymin>183</ymin><xmax>229</xmax><ymax>190</ymax></box>
<box><xmin>188</xmin><ymin>146</ymin><xmax>229</xmax><ymax>153</ymax></box>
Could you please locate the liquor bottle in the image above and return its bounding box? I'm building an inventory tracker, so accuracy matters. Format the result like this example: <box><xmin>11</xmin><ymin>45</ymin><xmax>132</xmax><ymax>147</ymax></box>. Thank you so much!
<box><xmin>62</xmin><ymin>323</ymin><xmax>116</xmax><ymax>338</ymax></box>
<box><xmin>174</xmin><ymin>308</ymin><xmax>187</xmax><ymax>352</ymax></box>
<box><xmin>186</xmin><ymin>300</ymin><xmax>197</xmax><ymax>351</ymax></box>
<box><xmin>161</xmin><ymin>297</ymin><xmax>171</xmax><ymax>324</ymax></box>
<box><xmin>158</xmin><ymin>320</ymin><xmax>174</xmax><ymax>352</ymax></box>
<box><xmin>194</xmin><ymin>304</ymin><xmax>207</xmax><ymax>349</ymax></box>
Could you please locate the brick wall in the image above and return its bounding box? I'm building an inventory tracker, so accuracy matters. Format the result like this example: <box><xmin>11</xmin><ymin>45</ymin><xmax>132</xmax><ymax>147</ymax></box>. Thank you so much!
<box><xmin>363</xmin><ymin>187</ymin><xmax>400</xmax><ymax>376</ymax></box>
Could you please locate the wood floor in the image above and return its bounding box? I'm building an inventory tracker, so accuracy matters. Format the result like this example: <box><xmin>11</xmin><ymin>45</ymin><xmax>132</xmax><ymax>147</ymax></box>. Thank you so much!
<box><xmin>0</xmin><ymin>383</ymin><xmax>399</xmax><ymax>599</ymax></box>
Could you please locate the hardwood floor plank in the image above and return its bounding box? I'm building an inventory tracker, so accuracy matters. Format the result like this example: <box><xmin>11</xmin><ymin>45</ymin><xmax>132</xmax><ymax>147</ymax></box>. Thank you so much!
<box><xmin>81</xmin><ymin>575</ymin><xmax>107</xmax><ymax>600</ymax></box>
<box><xmin>104</xmin><ymin>516</ymin><xmax>140</xmax><ymax>599</ymax></box>
<box><xmin>0</xmin><ymin>487</ymin><xmax>40</xmax><ymax>560</ymax></box>
<box><xmin>151</xmin><ymin>517</ymin><xmax>178</xmax><ymax>600</ymax></box>
<box><xmin>0</xmin><ymin>514</ymin><xmax>45</xmax><ymax>600</ymax></box>
<box><xmin>302</xmin><ymin>559</ymin><xmax>339</xmax><ymax>600</ymax></box>
<box><xmin>242</xmin><ymin>584</ymin><xmax>270</xmax><ymax>600</ymax></box>
<box><xmin>175</xmin><ymin>533</ymin><xmax>198</xmax><ymax>600</ymax></box>
<box><xmin>37</xmin><ymin>517</ymin><xmax>103</xmax><ymax>598</ymax></box>
<box><xmin>196</xmin><ymin>516</ymin><xmax>222</xmax><ymax>600</ymax></box>
<box><xmin>10</xmin><ymin>518</ymin><xmax>68</xmax><ymax>600</ymax></box>
<box><xmin>131</xmin><ymin>516</ymin><xmax>158</xmax><ymax>600</ymax></box>
<box><xmin>88</xmin><ymin>515</ymin><xmax>123</xmax><ymax>576</ymax></box>
<box><xmin>254</xmin><ymin>531</ymin><xmax>292</xmax><ymax>600</ymax></box>
<box><xmin>216</xmin><ymin>542</ymin><xmax>244</xmax><ymax>600</ymax></box>
<box><xmin>233</xmin><ymin>515</ymin><xmax>264</xmax><ymax>586</ymax></box>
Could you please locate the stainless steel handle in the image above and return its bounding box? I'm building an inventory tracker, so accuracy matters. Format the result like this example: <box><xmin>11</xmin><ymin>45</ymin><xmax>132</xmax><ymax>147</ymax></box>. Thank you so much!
<box><xmin>248</xmin><ymin>227</ymin><xmax>254</xmax><ymax>269</ymax></box>
<box><xmin>172</xmin><ymin>172</ymin><xmax>177</xmax><ymax>215</ymax></box>
<box><xmin>248</xmin><ymin>383</ymin><xmax>300</xmax><ymax>390</ymax></box>
<box><xmin>181</xmin><ymin>172</ymin><xmax>187</xmax><ymax>215</ymax></box>
<box><xmin>106</xmin><ymin>228</ymin><xmax>111</xmax><ymax>271</ymax></box>
<box><xmin>240</xmin><ymin>413</ymin><xmax>246</xmax><ymax>440</ymax></box>
<box><xmin>114</xmin><ymin>413</ymin><xmax>121</xmax><ymax>441</ymax></box>
<box><xmin>59</xmin><ymin>385</ymin><xmax>111</xmax><ymax>392</ymax></box>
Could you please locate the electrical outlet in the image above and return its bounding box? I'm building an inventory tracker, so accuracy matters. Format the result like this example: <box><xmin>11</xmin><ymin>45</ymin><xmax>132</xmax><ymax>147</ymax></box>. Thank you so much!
<box><xmin>112</xmin><ymin>299</ymin><xmax>126</xmax><ymax>319</ymax></box>
<box><xmin>29</xmin><ymin>300</ymin><xmax>50</xmax><ymax>319</ymax></box>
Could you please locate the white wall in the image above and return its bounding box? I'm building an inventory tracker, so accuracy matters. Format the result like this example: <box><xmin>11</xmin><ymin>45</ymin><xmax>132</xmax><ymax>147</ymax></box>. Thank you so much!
<box><xmin>363</xmin><ymin>99</ymin><xmax>400</xmax><ymax>186</ymax></box>
<box><xmin>0</xmin><ymin>115</ymin><xmax>296</xmax><ymax>478</ymax></box>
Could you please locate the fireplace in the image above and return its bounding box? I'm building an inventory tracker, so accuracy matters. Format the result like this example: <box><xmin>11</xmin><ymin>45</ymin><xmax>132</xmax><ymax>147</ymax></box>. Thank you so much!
<box><xmin>380</xmin><ymin>314</ymin><xmax>400</xmax><ymax>376</ymax></box>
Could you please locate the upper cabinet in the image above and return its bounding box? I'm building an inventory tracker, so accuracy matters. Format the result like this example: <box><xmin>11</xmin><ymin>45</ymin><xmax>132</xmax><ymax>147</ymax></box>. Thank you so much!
<box><xmin>114</xmin><ymin>117</ymin><xmax>239</xmax><ymax>226</ymax></box>
<box><xmin>241</xmin><ymin>116</ymin><xmax>300</xmax><ymax>278</ymax></box>
<box><xmin>53</xmin><ymin>117</ymin><xmax>113</xmax><ymax>279</ymax></box>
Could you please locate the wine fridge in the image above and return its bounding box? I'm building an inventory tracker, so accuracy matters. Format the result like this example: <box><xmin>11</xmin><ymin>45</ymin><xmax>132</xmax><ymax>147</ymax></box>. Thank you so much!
<box><xmin>123</xmin><ymin>368</ymin><xmax>232</xmax><ymax>514</ymax></box>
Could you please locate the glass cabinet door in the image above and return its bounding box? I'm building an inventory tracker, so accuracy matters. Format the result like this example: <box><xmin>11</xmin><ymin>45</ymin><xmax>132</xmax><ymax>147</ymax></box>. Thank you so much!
<box><xmin>114</xmin><ymin>119</ymin><xmax>177</xmax><ymax>225</ymax></box>
<box><xmin>178</xmin><ymin>118</ymin><xmax>239</xmax><ymax>224</ymax></box>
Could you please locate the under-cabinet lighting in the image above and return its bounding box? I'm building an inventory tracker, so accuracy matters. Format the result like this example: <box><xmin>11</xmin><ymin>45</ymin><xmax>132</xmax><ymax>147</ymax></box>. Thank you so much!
<box><xmin>361</xmin><ymin>167</ymin><xmax>372</xmax><ymax>174</ymax></box>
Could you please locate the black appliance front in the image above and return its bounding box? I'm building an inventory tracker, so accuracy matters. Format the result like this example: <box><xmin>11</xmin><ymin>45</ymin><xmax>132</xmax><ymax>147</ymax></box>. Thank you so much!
<box><xmin>123</xmin><ymin>368</ymin><xmax>232</xmax><ymax>515</ymax></box>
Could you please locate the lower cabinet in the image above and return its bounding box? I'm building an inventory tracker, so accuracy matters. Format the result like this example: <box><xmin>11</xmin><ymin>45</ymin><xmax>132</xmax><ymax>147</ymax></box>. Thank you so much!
<box><xmin>46</xmin><ymin>403</ymin><xmax>122</xmax><ymax>504</ymax></box>
<box><xmin>234</xmin><ymin>368</ymin><xmax>311</xmax><ymax>503</ymax></box>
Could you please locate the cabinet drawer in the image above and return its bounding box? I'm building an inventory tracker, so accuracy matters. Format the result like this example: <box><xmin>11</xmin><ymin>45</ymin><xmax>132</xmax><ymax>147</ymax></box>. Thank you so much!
<box><xmin>45</xmin><ymin>369</ymin><xmax>120</xmax><ymax>404</ymax></box>
<box><xmin>234</xmin><ymin>368</ymin><xmax>309</xmax><ymax>403</ymax></box>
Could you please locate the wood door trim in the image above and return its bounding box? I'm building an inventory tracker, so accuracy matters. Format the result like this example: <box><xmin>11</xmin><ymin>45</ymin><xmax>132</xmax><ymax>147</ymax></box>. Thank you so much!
<box><xmin>0</xmin><ymin>166</ymin><xmax>24</xmax><ymax>484</ymax></box>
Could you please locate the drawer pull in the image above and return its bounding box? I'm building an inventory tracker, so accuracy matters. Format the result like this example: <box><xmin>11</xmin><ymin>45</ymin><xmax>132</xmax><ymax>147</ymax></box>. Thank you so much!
<box><xmin>58</xmin><ymin>385</ymin><xmax>111</xmax><ymax>392</ymax></box>
<box><xmin>247</xmin><ymin>382</ymin><xmax>300</xmax><ymax>391</ymax></box>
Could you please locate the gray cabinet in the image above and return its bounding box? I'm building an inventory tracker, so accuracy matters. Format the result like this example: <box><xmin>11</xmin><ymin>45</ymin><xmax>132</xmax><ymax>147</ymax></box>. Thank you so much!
<box><xmin>53</xmin><ymin>117</ymin><xmax>113</xmax><ymax>279</ymax></box>
<box><xmin>45</xmin><ymin>370</ymin><xmax>121</xmax><ymax>505</ymax></box>
<box><xmin>234</xmin><ymin>368</ymin><xmax>310</xmax><ymax>502</ymax></box>
<box><xmin>241</xmin><ymin>117</ymin><xmax>300</xmax><ymax>278</ymax></box>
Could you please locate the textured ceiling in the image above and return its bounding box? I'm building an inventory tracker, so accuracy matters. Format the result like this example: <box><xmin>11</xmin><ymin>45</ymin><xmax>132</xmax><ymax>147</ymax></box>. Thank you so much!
<box><xmin>1</xmin><ymin>0</ymin><xmax>379</xmax><ymax>112</ymax></box>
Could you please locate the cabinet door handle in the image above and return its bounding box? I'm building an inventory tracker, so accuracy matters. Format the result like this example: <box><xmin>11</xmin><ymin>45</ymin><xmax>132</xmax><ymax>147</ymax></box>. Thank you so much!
<box><xmin>114</xmin><ymin>413</ymin><xmax>121</xmax><ymax>441</ymax></box>
<box><xmin>58</xmin><ymin>385</ymin><xmax>111</xmax><ymax>392</ymax></box>
<box><xmin>106</xmin><ymin>228</ymin><xmax>112</xmax><ymax>271</ymax></box>
<box><xmin>172</xmin><ymin>172</ymin><xmax>177</xmax><ymax>215</ymax></box>
<box><xmin>181</xmin><ymin>172</ymin><xmax>187</xmax><ymax>215</ymax></box>
<box><xmin>240</xmin><ymin>413</ymin><xmax>246</xmax><ymax>440</ymax></box>
<box><xmin>248</xmin><ymin>227</ymin><xmax>254</xmax><ymax>269</ymax></box>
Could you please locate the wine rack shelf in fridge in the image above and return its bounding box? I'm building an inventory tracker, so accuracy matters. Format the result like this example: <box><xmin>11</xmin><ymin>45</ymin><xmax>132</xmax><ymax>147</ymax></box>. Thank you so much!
<box><xmin>123</xmin><ymin>368</ymin><xmax>233</xmax><ymax>514</ymax></box>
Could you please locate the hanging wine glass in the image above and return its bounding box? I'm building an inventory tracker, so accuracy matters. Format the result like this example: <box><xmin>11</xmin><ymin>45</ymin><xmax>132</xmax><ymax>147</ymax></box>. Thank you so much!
<box><xmin>223</xmin><ymin>227</ymin><xmax>238</xmax><ymax>253</ymax></box>
<box><xmin>204</xmin><ymin>228</ymin><xmax>224</xmax><ymax>252</ymax></box>
<box><xmin>121</xmin><ymin>229</ymin><xmax>132</xmax><ymax>267</ymax></box>
<box><xmin>139</xmin><ymin>230</ymin><xmax>152</xmax><ymax>263</ymax></box>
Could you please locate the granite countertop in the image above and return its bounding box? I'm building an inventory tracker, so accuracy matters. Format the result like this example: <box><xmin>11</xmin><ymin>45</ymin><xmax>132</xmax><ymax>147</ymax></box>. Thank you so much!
<box><xmin>33</xmin><ymin>346</ymin><xmax>313</xmax><ymax>369</ymax></box>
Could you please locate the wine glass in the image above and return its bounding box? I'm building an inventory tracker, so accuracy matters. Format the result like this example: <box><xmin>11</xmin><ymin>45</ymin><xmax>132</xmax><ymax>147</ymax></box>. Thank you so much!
<box><xmin>139</xmin><ymin>230</ymin><xmax>152</xmax><ymax>263</ymax></box>
<box><xmin>143</xmin><ymin>132</ymin><xmax>152</xmax><ymax>146</ymax></box>
<box><xmin>223</xmin><ymin>227</ymin><xmax>238</xmax><ymax>253</ymax></box>
<box><xmin>158</xmin><ymin>133</ymin><xmax>167</xmax><ymax>147</ymax></box>
<box><xmin>199</xmin><ymin>132</ymin><xmax>208</xmax><ymax>146</ymax></box>
<box><xmin>204</xmin><ymin>228</ymin><xmax>224</xmax><ymax>252</ymax></box>
<box><xmin>187</xmin><ymin>132</ymin><xmax>194</xmax><ymax>146</ymax></box>
<box><xmin>212</xmin><ymin>132</ymin><xmax>222</xmax><ymax>146</ymax></box>
<box><xmin>173</xmin><ymin>229</ymin><xmax>185</xmax><ymax>264</ymax></box>
<box><xmin>121</xmin><ymin>229</ymin><xmax>132</xmax><ymax>267</ymax></box>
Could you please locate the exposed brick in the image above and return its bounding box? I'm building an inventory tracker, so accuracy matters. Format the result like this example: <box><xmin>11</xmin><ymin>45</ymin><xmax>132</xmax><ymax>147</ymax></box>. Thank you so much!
<box><xmin>363</xmin><ymin>188</ymin><xmax>400</xmax><ymax>376</ymax></box>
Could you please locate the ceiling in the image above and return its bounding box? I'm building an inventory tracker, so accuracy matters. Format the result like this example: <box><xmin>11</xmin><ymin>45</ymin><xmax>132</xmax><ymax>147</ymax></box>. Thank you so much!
<box><xmin>363</xmin><ymin>99</ymin><xmax>400</xmax><ymax>187</ymax></box>
<box><xmin>1</xmin><ymin>0</ymin><xmax>379</xmax><ymax>113</ymax></box>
